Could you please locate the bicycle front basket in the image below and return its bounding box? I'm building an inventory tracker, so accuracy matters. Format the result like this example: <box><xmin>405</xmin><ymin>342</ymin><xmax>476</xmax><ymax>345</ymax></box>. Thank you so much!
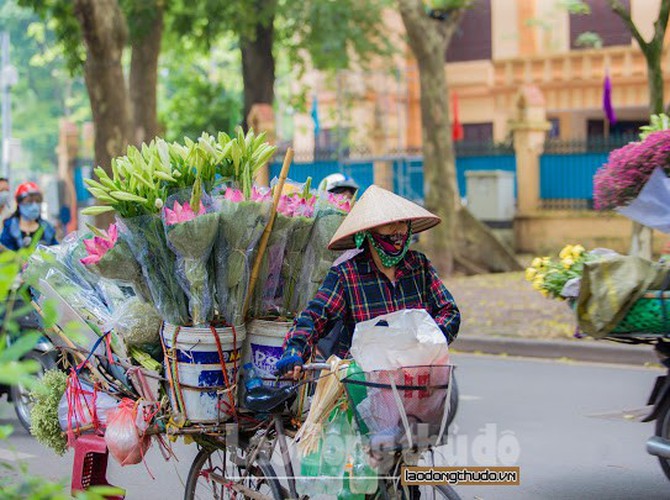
<box><xmin>342</xmin><ymin>365</ymin><xmax>454</xmax><ymax>452</ymax></box>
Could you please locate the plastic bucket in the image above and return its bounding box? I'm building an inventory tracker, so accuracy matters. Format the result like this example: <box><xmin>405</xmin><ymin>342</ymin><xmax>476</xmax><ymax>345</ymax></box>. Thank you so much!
<box><xmin>161</xmin><ymin>323</ymin><xmax>246</xmax><ymax>423</ymax></box>
<box><xmin>243</xmin><ymin>319</ymin><xmax>292</xmax><ymax>383</ymax></box>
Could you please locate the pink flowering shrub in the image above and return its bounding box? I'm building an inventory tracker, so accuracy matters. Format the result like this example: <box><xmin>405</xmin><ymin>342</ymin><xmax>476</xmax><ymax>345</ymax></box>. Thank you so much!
<box><xmin>593</xmin><ymin>130</ymin><xmax>670</xmax><ymax>210</ymax></box>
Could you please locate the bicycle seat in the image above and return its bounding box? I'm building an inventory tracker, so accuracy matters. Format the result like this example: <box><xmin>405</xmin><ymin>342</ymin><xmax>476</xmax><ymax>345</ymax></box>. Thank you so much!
<box><xmin>244</xmin><ymin>386</ymin><xmax>296</xmax><ymax>413</ymax></box>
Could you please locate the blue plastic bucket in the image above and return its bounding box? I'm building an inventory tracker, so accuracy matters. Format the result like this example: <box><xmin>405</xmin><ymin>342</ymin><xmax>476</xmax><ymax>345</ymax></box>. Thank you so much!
<box><xmin>161</xmin><ymin>323</ymin><xmax>246</xmax><ymax>423</ymax></box>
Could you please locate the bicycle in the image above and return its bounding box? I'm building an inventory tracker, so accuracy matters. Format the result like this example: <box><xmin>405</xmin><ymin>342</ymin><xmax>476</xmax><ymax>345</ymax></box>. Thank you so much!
<box><xmin>184</xmin><ymin>363</ymin><xmax>461</xmax><ymax>500</ymax></box>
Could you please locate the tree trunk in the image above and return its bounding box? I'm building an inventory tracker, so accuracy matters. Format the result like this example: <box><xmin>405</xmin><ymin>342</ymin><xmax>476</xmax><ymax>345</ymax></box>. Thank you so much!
<box><xmin>240</xmin><ymin>7</ymin><xmax>276</xmax><ymax>131</ymax></box>
<box><xmin>129</xmin><ymin>4</ymin><xmax>163</xmax><ymax>145</ymax></box>
<box><xmin>647</xmin><ymin>56</ymin><xmax>664</xmax><ymax>115</ymax></box>
<box><xmin>73</xmin><ymin>0</ymin><xmax>133</xmax><ymax>176</ymax></box>
<box><xmin>398</xmin><ymin>0</ymin><xmax>520</xmax><ymax>275</ymax></box>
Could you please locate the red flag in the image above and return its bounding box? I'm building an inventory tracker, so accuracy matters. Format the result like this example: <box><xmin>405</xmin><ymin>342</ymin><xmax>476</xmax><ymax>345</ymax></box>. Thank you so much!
<box><xmin>452</xmin><ymin>92</ymin><xmax>464</xmax><ymax>142</ymax></box>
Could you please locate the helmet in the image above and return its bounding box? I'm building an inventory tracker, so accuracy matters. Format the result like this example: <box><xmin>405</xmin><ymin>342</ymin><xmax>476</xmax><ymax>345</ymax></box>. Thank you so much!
<box><xmin>320</xmin><ymin>173</ymin><xmax>359</xmax><ymax>194</ymax></box>
<box><xmin>15</xmin><ymin>181</ymin><xmax>42</xmax><ymax>202</ymax></box>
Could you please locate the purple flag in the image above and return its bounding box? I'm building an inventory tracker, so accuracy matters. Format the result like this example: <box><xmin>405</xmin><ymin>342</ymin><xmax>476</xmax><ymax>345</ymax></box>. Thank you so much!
<box><xmin>603</xmin><ymin>74</ymin><xmax>617</xmax><ymax>125</ymax></box>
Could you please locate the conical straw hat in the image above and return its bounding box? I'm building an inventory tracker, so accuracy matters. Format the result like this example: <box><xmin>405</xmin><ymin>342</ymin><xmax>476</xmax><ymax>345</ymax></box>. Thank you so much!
<box><xmin>328</xmin><ymin>185</ymin><xmax>441</xmax><ymax>250</ymax></box>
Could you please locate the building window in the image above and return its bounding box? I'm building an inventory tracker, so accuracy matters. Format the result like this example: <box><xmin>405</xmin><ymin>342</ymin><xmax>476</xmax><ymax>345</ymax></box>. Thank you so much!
<box><xmin>570</xmin><ymin>0</ymin><xmax>631</xmax><ymax>49</ymax></box>
<box><xmin>547</xmin><ymin>118</ymin><xmax>560</xmax><ymax>139</ymax></box>
<box><xmin>462</xmin><ymin>122</ymin><xmax>493</xmax><ymax>142</ymax></box>
<box><xmin>446</xmin><ymin>0</ymin><xmax>492</xmax><ymax>62</ymax></box>
<box><xmin>587</xmin><ymin>119</ymin><xmax>647</xmax><ymax>138</ymax></box>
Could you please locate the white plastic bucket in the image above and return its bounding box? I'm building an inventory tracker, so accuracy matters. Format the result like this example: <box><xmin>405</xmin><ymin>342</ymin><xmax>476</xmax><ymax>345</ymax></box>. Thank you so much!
<box><xmin>243</xmin><ymin>319</ymin><xmax>292</xmax><ymax>385</ymax></box>
<box><xmin>161</xmin><ymin>323</ymin><xmax>246</xmax><ymax>423</ymax></box>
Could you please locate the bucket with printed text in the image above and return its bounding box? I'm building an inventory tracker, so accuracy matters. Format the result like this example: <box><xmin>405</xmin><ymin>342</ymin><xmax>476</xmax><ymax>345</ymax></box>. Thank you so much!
<box><xmin>161</xmin><ymin>323</ymin><xmax>246</xmax><ymax>423</ymax></box>
<box><xmin>241</xmin><ymin>319</ymin><xmax>292</xmax><ymax>400</ymax></box>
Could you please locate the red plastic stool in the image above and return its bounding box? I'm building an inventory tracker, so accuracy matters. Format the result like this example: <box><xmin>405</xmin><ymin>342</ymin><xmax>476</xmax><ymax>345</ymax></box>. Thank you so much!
<box><xmin>71</xmin><ymin>434</ymin><xmax>125</xmax><ymax>499</ymax></box>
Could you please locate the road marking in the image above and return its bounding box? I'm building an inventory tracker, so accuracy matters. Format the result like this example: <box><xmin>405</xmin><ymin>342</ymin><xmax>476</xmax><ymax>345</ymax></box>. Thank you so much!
<box><xmin>459</xmin><ymin>395</ymin><xmax>482</xmax><ymax>401</ymax></box>
<box><xmin>0</xmin><ymin>447</ymin><xmax>35</xmax><ymax>461</ymax></box>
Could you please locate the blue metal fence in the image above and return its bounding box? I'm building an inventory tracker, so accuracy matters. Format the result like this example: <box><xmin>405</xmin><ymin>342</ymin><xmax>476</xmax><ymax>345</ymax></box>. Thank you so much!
<box><xmin>392</xmin><ymin>155</ymin><xmax>517</xmax><ymax>202</ymax></box>
<box><xmin>269</xmin><ymin>137</ymin><xmax>629</xmax><ymax>209</ymax></box>
<box><xmin>268</xmin><ymin>160</ymin><xmax>374</xmax><ymax>191</ymax></box>
<box><xmin>539</xmin><ymin>152</ymin><xmax>608</xmax><ymax>200</ymax></box>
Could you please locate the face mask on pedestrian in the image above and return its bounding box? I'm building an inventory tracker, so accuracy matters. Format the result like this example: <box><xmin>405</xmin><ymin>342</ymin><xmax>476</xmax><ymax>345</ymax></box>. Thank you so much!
<box><xmin>0</xmin><ymin>191</ymin><xmax>9</xmax><ymax>207</ymax></box>
<box><xmin>19</xmin><ymin>202</ymin><xmax>41</xmax><ymax>221</ymax></box>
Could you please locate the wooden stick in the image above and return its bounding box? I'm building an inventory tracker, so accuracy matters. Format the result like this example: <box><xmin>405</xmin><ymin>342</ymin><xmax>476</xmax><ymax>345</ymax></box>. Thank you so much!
<box><xmin>242</xmin><ymin>148</ymin><xmax>294</xmax><ymax>320</ymax></box>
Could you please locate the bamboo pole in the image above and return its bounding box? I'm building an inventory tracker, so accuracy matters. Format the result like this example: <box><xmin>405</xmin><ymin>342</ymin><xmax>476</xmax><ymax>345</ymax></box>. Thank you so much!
<box><xmin>241</xmin><ymin>148</ymin><xmax>294</xmax><ymax>320</ymax></box>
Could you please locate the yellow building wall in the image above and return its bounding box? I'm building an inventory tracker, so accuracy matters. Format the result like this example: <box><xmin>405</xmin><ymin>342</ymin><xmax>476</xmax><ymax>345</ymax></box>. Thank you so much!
<box><xmin>291</xmin><ymin>0</ymin><xmax>668</xmax><ymax>150</ymax></box>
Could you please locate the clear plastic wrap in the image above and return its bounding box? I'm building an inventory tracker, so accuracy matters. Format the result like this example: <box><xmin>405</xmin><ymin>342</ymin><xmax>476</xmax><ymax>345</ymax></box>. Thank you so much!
<box><xmin>163</xmin><ymin>190</ymin><xmax>220</xmax><ymax>325</ymax></box>
<box><xmin>118</xmin><ymin>214</ymin><xmax>189</xmax><ymax>326</ymax></box>
<box><xmin>294</xmin><ymin>203</ymin><xmax>346</xmax><ymax>312</ymax></box>
<box><xmin>102</xmin><ymin>296</ymin><xmax>162</xmax><ymax>348</ymax></box>
<box><xmin>214</xmin><ymin>190</ymin><xmax>271</xmax><ymax>325</ymax></box>
<box><xmin>80</xmin><ymin>223</ymin><xmax>151</xmax><ymax>301</ymax></box>
<box><xmin>281</xmin><ymin>215</ymin><xmax>315</xmax><ymax>313</ymax></box>
<box><xmin>249</xmin><ymin>212</ymin><xmax>293</xmax><ymax>317</ymax></box>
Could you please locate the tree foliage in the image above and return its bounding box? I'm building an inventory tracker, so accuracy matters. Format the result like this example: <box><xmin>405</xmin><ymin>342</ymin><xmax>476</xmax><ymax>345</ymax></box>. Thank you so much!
<box><xmin>0</xmin><ymin>1</ymin><xmax>89</xmax><ymax>178</ymax></box>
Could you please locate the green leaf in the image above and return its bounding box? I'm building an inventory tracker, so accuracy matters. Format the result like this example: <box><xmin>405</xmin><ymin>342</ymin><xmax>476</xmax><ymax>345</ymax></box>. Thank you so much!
<box><xmin>0</xmin><ymin>332</ymin><xmax>42</xmax><ymax>363</ymax></box>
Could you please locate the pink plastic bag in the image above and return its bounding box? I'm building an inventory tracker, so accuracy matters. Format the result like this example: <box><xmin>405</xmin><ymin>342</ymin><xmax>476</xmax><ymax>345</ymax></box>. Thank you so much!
<box><xmin>104</xmin><ymin>398</ymin><xmax>150</xmax><ymax>466</ymax></box>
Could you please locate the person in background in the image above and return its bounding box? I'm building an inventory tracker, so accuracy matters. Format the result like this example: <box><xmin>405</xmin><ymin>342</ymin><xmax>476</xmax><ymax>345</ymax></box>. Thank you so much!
<box><xmin>0</xmin><ymin>182</ymin><xmax>58</xmax><ymax>251</ymax></box>
<box><xmin>277</xmin><ymin>185</ymin><xmax>460</xmax><ymax>377</ymax></box>
<box><xmin>319</xmin><ymin>173</ymin><xmax>359</xmax><ymax>200</ymax></box>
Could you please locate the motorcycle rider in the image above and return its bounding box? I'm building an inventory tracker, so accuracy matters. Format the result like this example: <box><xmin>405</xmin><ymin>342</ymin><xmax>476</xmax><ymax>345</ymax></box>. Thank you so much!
<box><xmin>0</xmin><ymin>182</ymin><xmax>58</xmax><ymax>251</ymax></box>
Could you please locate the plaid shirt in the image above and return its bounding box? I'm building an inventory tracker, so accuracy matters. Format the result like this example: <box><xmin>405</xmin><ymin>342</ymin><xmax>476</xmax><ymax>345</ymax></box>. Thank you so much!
<box><xmin>284</xmin><ymin>249</ymin><xmax>460</xmax><ymax>359</ymax></box>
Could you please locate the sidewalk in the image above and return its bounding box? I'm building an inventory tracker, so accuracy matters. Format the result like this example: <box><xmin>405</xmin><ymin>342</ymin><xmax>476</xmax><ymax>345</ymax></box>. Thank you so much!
<box><xmin>446</xmin><ymin>271</ymin><xmax>660</xmax><ymax>366</ymax></box>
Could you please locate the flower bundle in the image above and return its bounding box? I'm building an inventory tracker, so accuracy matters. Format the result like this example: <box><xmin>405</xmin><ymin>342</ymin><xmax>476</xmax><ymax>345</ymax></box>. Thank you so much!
<box><xmin>278</xmin><ymin>181</ymin><xmax>318</xmax><ymax>313</ymax></box>
<box><xmin>82</xmin><ymin>127</ymin><xmax>277</xmax><ymax>327</ymax></box>
<box><xmin>294</xmin><ymin>193</ymin><xmax>352</xmax><ymax>311</ymax></box>
<box><xmin>215</xmin><ymin>187</ymin><xmax>272</xmax><ymax>325</ymax></box>
<box><xmin>118</xmin><ymin>214</ymin><xmax>190</xmax><ymax>326</ymax></box>
<box><xmin>80</xmin><ymin>223</ymin><xmax>150</xmax><ymax>300</ymax></box>
<box><xmin>524</xmin><ymin>244</ymin><xmax>595</xmax><ymax>299</ymax></box>
<box><xmin>593</xmin><ymin>130</ymin><xmax>670</xmax><ymax>211</ymax></box>
<box><xmin>163</xmin><ymin>184</ymin><xmax>220</xmax><ymax>326</ymax></box>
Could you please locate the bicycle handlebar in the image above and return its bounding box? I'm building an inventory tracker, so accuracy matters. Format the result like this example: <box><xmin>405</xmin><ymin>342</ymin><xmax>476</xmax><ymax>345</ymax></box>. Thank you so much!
<box><xmin>301</xmin><ymin>362</ymin><xmax>332</xmax><ymax>371</ymax></box>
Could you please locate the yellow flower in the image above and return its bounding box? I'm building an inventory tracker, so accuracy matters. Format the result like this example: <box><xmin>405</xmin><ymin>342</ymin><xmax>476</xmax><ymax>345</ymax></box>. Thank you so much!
<box><xmin>541</xmin><ymin>257</ymin><xmax>551</xmax><ymax>266</ymax></box>
<box><xmin>562</xmin><ymin>257</ymin><xmax>574</xmax><ymax>269</ymax></box>
<box><xmin>540</xmin><ymin>289</ymin><xmax>549</xmax><ymax>297</ymax></box>
<box><xmin>571</xmin><ymin>244</ymin><xmax>585</xmax><ymax>259</ymax></box>
<box><xmin>532</xmin><ymin>276</ymin><xmax>544</xmax><ymax>290</ymax></box>
<box><xmin>559</xmin><ymin>245</ymin><xmax>574</xmax><ymax>260</ymax></box>
<box><xmin>531</xmin><ymin>257</ymin><xmax>543</xmax><ymax>269</ymax></box>
<box><xmin>525</xmin><ymin>267</ymin><xmax>537</xmax><ymax>281</ymax></box>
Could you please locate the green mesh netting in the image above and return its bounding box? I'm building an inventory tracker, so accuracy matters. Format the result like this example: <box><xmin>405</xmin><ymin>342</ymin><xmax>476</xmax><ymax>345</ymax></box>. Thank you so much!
<box><xmin>611</xmin><ymin>291</ymin><xmax>670</xmax><ymax>333</ymax></box>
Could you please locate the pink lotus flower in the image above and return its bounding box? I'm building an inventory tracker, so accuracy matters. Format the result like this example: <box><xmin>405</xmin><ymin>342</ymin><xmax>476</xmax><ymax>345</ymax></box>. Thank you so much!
<box><xmin>224</xmin><ymin>188</ymin><xmax>244</xmax><ymax>203</ymax></box>
<box><xmin>277</xmin><ymin>194</ymin><xmax>294</xmax><ymax>217</ymax></box>
<box><xmin>251</xmin><ymin>186</ymin><xmax>272</xmax><ymax>203</ymax></box>
<box><xmin>327</xmin><ymin>192</ymin><xmax>352</xmax><ymax>213</ymax></box>
<box><xmin>164</xmin><ymin>200</ymin><xmax>205</xmax><ymax>226</ymax></box>
<box><xmin>291</xmin><ymin>195</ymin><xmax>316</xmax><ymax>217</ymax></box>
<box><xmin>81</xmin><ymin>223</ymin><xmax>118</xmax><ymax>265</ymax></box>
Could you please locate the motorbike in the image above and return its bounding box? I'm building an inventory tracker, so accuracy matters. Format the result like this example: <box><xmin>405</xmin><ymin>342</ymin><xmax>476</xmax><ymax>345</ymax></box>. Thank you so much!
<box><xmin>642</xmin><ymin>338</ymin><xmax>670</xmax><ymax>480</ymax></box>
<box><xmin>0</xmin><ymin>296</ymin><xmax>59</xmax><ymax>433</ymax></box>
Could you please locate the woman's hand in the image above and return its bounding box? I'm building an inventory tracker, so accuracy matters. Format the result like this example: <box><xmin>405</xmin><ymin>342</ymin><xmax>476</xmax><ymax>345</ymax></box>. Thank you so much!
<box><xmin>288</xmin><ymin>365</ymin><xmax>303</xmax><ymax>380</ymax></box>
<box><xmin>275</xmin><ymin>352</ymin><xmax>304</xmax><ymax>378</ymax></box>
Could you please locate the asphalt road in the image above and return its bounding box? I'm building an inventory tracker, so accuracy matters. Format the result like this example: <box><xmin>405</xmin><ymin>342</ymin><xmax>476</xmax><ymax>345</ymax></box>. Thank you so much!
<box><xmin>1</xmin><ymin>353</ymin><xmax>669</xmax><ymax>499</ymax></box>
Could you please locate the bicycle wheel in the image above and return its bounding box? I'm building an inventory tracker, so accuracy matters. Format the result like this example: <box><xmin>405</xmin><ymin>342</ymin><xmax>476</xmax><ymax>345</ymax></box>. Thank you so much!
<box><xmin>184</xmin><ymin>444</ymin><xmax>282</xmax><ymax>500</ymax></box>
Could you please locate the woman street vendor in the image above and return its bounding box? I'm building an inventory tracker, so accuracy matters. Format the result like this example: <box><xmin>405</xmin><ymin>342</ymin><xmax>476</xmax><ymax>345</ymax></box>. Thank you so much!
<box><xmin>277</xmin><ymin>185</ymin><xmax>460</xmax><ymax>379</ymax></box>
